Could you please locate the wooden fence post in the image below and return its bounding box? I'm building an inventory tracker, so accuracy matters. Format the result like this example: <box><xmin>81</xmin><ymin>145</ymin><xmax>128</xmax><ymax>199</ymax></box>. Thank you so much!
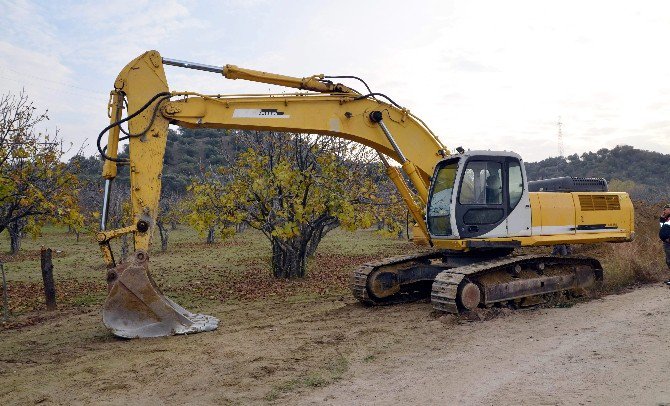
<box><xmin>1</xmin><ymin>262</ymin><xmax>8</xmax><ymax>321</ymax></box>
<box><xmin>40</xmin><ymin>247</ymin><xmax>56</xmax><ymax>311</ymax></box>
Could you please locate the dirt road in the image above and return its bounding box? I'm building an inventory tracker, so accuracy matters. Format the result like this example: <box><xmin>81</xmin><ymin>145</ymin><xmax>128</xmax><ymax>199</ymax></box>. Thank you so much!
<box><xmin>2</xmin><ymin>285</ymin><xmax>670</xmax><ymax>405</ymax></box>
<box><xmin>295</xmin><ymin>285</ymin><xmax>670</xmax><ymax>406</ymax></box>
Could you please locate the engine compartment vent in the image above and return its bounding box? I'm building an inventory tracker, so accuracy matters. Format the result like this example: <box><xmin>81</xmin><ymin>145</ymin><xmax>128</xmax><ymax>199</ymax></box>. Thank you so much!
<box><xmin>578</xmin><ymin>194</ymin><xmax>621</xmax><ymax>211</ymax></box>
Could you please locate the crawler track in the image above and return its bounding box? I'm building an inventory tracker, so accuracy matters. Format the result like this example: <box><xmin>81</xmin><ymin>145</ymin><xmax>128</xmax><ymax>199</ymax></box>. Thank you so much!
<box><xmin>431</xmin><ymin>254</ymin><xmax>603</xmax><ymax>313</ymax></box>
<box><xmin>352</xmin><ymin>252</ymin><xmax>603</xmax><ymax>313</ymax></box>
<box><xmin>351</xmin><ymin>252</ymin><xmax>444</xmax><ymax>306</ymax></box>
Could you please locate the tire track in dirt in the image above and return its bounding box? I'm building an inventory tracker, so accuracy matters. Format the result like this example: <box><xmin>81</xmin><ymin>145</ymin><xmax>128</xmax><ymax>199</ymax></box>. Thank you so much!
<box><xmin>295</xmin><ymin>285</ymin><xmax>670</xmax><ymax>406</ymax></box>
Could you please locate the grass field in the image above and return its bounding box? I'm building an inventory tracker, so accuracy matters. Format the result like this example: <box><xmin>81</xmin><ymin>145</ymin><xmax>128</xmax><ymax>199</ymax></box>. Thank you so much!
<box><xmin>0</xmin><ymin>226</ymin><xmax>418</xmax><ymax>318</ymax></box>
<box><xmin>0</xmin><ymin>200</ymin><xmax>666</xmax><ymax>320</ymax></box>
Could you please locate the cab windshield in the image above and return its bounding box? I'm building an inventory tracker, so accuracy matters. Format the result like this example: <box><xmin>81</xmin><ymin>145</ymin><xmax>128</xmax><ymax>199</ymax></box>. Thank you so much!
<box><xmin>428</xmin><ymin>159</ymin><xmax>459</xmax><ymax>236</ymax></box>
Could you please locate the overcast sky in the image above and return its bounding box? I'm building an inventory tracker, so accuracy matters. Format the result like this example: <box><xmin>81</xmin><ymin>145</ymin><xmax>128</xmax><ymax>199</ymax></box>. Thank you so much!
<box><xmin>1</xmin><ymin>0</ymin><xmax>668</xmax><ymax>162</ymax></box>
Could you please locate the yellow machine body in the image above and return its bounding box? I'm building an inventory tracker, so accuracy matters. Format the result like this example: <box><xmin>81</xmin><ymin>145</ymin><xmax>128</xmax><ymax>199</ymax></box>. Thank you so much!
<box><xmin>430</xmin><ymin>191</ymin><xmax>634</xmax><ymax>251</ymax></box>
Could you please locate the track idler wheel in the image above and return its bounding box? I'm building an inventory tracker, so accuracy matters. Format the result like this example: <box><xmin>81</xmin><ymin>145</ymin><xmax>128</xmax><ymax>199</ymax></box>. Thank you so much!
<box><xmin>458</xmin><ymin>281</ymin><xmax>482</xmax><ymax>311</ymax></box>
<box><xmin>102</xmin><ymin>250</ymin><xmax>219</xmax><ymax>338</ymax></box>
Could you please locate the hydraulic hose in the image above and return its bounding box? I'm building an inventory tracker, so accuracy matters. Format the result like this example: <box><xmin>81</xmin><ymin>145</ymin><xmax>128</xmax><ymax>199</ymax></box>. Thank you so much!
<box><xmin>354</xmin><ymin>92</ymin><xmax>402</xmax><ymax>109</ymax></box>
<box><xmin>97</xmin><ymin>91</ymin><xmax>172</xmax><ymax>162</ymax></box>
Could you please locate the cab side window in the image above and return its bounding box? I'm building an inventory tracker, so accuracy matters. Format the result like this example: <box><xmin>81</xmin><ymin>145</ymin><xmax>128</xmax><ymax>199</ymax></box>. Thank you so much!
<box><xmin>508</xmin><ymin>160</ymin><xmax>523</xmax><ymax>209</ymax></box>
<box><xmin>427</xmin><ymin>159</ymin><xmax>459</xmax><ymax>236</ymax></box>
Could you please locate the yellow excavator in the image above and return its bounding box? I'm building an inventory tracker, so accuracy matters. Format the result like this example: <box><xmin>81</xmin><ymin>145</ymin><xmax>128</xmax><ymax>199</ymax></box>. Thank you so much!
<box><xmin>97</xmin><ymin>50</ymin><xmax>634</xmax><ymax>338</ymax></box>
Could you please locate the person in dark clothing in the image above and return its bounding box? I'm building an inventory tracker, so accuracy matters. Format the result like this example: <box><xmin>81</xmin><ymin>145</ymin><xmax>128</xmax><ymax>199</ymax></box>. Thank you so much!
<box><xmin>660</xmin><ymin>204</ymin><xmax>670</xmax><ymax>285</ymax></box>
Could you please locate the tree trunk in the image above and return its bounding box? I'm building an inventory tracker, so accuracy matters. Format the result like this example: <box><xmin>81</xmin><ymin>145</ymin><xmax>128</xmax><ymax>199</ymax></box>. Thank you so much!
<box><xmin>206</xmin><ymin>227</ymin><xmax>215</xmax><ymax>244</ymax></box>
<box><xmin>306</xmin><ymin>228</ymin><xmax>322</xmax><ymax>259</ymax></box>
<box><xmin>306</xmin><ymin>218</ymin><xmax>339</xmax><ymax>258</ymax></box>
<box><xmin>271</xmin><ymin>238</ymin><xmax>306</xmax><ymax>278</ymax></box>
<box><xmin>157</xmin><ymin>220</ymin><xmax>169</xmax><ymax>251</ymax></box>
<box><xmin>40</xmin><ymin>247</ymin><xmax>57</xmax><ymax>311</ymax></box>
<box><xmin>8</xmin><ymin>221</ymin><xmax>22</xmax><ymax>255</ymax></box>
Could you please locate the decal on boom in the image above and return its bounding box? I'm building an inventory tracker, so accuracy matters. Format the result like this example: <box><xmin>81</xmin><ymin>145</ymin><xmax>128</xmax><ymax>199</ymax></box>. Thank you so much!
<box><xmin>233</xmin><ymin>108</ymin><xmax>290</xmax><ymax>118</ymax></box>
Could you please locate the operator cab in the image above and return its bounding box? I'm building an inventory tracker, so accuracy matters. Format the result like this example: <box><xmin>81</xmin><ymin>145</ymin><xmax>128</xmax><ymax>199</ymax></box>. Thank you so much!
<box><xmin>427</xmin><ymin>151</ymin><xmax>531</xmax><ymax>240</ymax></box>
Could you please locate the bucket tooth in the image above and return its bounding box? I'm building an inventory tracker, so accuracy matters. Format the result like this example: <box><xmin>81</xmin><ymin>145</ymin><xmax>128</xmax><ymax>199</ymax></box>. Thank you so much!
<box><xmin>102</xmin><ymin>250</ymin><xmax>218</xmax><ymax>338</ymax></box>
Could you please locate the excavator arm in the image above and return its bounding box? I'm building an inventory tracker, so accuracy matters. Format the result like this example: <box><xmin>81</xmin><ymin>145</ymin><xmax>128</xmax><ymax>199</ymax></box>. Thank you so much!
<box><xmin>97</xmin><ymin>50</ymin><xmax>448</xmax><ymax>338</ymax></box>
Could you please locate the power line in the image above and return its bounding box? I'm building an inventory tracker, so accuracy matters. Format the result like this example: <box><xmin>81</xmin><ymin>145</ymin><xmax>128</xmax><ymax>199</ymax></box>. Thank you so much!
<box><xmin>0</xmin><ymin>72</ymin><xmax>104</xmax><ymax>102</ymax></box>
<box><xmin>0</xmin><ymin>65</ymin><xmax>100</xmax><ymax>95</ymax></box>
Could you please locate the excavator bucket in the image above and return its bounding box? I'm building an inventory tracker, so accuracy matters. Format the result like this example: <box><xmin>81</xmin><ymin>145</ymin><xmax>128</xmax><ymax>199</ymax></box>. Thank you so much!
<box><xmin>102</xmin><ymin>250</ymin><xmax>219</xmax><ymax>338</ymax></box>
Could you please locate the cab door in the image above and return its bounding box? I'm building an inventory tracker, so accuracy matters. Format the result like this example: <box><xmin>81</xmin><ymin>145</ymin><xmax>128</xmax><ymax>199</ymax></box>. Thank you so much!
<box><xmin>453</xmin><ymin>156</ymin><xmax>531</xmax><ymax>239</ymax></box>
<box><xmin>455</xmin><ymin>157</ymin><xmax>508</xmax><ymax>238</ymax></box>
<box><xmin>505</xmin><ymin>158</ymin><xmax>531</xmax><ymax>237</ymax></box>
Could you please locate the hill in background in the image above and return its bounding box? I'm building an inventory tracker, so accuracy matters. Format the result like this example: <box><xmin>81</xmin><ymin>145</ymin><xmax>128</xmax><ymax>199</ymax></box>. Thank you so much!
<box><xmin>524</xmin><ymin>145</ymin><xmax>668</xmax><ymax>201</ymax></box>
<box><xmin>84</xmin><ymin>131</ymin><xmax>667</xmax><ymax>202</ymax></box>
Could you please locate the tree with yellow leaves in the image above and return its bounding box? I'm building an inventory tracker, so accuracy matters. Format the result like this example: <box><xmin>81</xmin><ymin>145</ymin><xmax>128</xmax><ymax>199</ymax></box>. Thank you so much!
<box><xmin>184</xmin><ymin>131</ymin><xmax>403</xmax><ymax>278</ymax></box>
<box><xmin>0</xmin><ymin>91</ymin><xmax>82</xmax><ymax>253</ymax></box>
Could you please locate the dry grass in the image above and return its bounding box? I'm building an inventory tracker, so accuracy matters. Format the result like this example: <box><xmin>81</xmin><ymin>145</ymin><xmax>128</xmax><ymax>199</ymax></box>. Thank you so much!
<box><xmin>575</xmin><ymin>201</ymin><xmax>668</xmax><ymax>289</ymax></box>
